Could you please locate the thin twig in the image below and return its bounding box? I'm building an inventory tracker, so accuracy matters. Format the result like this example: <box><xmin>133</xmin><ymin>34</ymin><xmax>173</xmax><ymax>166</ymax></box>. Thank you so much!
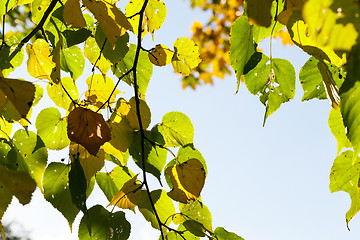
<box><xmin>92</xmin><ymin>38</ymin><xmax>107</xmax><ymax>73</ymax></box>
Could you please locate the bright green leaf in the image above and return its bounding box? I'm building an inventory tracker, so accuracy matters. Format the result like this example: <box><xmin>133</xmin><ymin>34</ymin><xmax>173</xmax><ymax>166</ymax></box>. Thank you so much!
<box><xmin>36</xmin><ymin>107</ymin><xmax>70</xmax><ymax>150</ymax></box>
<box><xmin>214</xmin><ymin>227</ymin><xmax>244</xmax><ymax>240</ymax></box>
<box><xmin>60</xmin><ymin>45</ymin><xmax>85</xmax><ymax>80</ymax></box>
<box><xmin>329</xmin><ymin>108</ymin><xmax>351</xmax><ymax>154</ymax></box>
<box><xmin>47</xmin><ymin>77</ymin><xmax>79</xmax><ymax>110</ymax></box>
<box><xmin>244</xmin><ymin>52</ymin><xmax>270</xmax><ymax>95</ymax></box>
<box><xmin>180</xmin><ymin>200</ymin><xmax>212</xmax><ymax>233</ymax></box>
<box><xmin>84</xmin><ymin>37</ymin><xmax>111</xmax><ymax>75</ymax></box>
<box><xmin>172</xmin><ymin>37</ymin><xmax>201</xmax><ymax>76</ymax></box>
<box><xmin>158</xmin><ymin>111</ymin><xmax>194</xmax><ymax>147</ymax></box>
<box><xmin>0</xmin><ymin>36</ymin><xmax>24</xmax><ymax>77</ymax></box>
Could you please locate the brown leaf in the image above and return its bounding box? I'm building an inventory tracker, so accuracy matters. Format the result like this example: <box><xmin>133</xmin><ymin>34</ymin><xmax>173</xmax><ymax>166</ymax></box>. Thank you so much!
<box><xmin>67</xmin><ymin>107</ymin><xmax>111</xmax><ymax>155</ymax></box>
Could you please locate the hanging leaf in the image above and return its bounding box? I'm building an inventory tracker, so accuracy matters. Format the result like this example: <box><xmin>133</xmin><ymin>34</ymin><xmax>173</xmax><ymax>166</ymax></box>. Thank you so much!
<box><xmin>172</xmin><ymin>37</ymin><xmax>201</xmax><ymax>76</ymax></box>
<box><xmin>330</xmin><ymin>151</ymin><xmax>360</xmax><ymax>225</ymax></box>
<box><xmin>78</xmin><ymin>205</ymin><xmax>131</xmax><ymax>240</ymax></box>
<box><xmin>36</xmin><ymin>107</ymin><xmax>70</xmax><ymax>150</ymax></box>
<box><xmin>0</xmin><ymin>163</ymin><xmax>36</xmax><ymax>205</ymax></box>
<box><xmin>148</xmin><ymin>44</ymin><xmax>174</xmax><ymax>66</ymax></box>
<box><xmin>247</xmin><ymin>0</ymin><xmax>272</xmax><ymax>27</ymax></box>
<box><xmin>158</xmin><ymin>111</ymin><xmax>194</xmax><ymax>147</ymax></box>
<box><xmin>82</xmin><ymin>0</ymin><xmax>132</xmax><ymax>47</ymax></box>
<box><xmin>108</xmin><ymin>174</ymin><xmax>142</xmax><ymax>209</ymax></box>
<box><xmin>47</xmin><ymin>77</ymin><xmax>79</xmax><ymax>110</ymax></box>
<box><xmin>63</xmin><ymin>0</ymin><xmax>86</xmax><ymax>28</ymax></box>
<box><xmin>60</xmin><ymin>45</ymin><xmax>85</xmax><ymax>80</ymax></box>
<box><xmin>26</xmin><ymin>39</ymin><xmax>55</xmax><ymax>80</ymax></box>
<box><xmin>85</xmin><ymin>74</ymin><xmax>122</xmax><ymax>109</ymax></box>
<box><xmin>67</xmin><ymin>107</ymin><xmax>112</xmax><ymax>156</ymax></box>
<box><xmin>12</xmin><ymin>130</ymin><xmax>48</xmax><ymax>191</ymax></box>
<box><xmin>116</xmin><ymin>97</ymin><xmax>151</xmax><ymax>130</ymax></box>
<box><xmin>243</xmin><ymin>52</ymin><xmax>270</xmax><ymax>95</ymax></box>
<box><xmin>138</xmin><ymin>189</ymin><xmax>175</xmax><ymax>229</ymax></box>
<box><xmin>278</xmin><ymin>0</ymin><xmax>305</xmax><ymax>25</ymax></box>
<box><xmin>0</xmin><ymin>36</ymin><xmax>24</xmax><ymax>77</ymax></box>
<box><xmin>230</xmin><ymin>16</ymin><xmax>255</xmax><ymax>90</ymax></box>
<box><xmin>214</xmin><ymin>227</ymin><xmax>244</xmax><ymax>240</ymax></box>
<box><xmin>179</xmin><ymin>200</ymin><xmax>212</xmax><ymax>235</ymax></box>
<box><xmin>0</xmin><ymin>77</ymin><xmax>35</xmax><ymax>119</ymax></box>
<box><xmin>328</xmin><ymin>109</ymin><xmax>351</xmax><ymax>155</ymax></box>
<box><xmin>0</xmin><ymin>179</ymin><xmax>12</xmax><ymax>224</ymax></box>
<box><xmin>69</xmin><ymin>154</ymin><xmax>88</xmax><ymax>213</ymax></box>
<box><xmin>84</xmin><ymin>37</ymin><xmax>112</xmax><ymax>75</ymax></box>
<box><xmin>165</xmin><ymin>158</ymin><xmax>205</xmax><ymax>204</ymax></box>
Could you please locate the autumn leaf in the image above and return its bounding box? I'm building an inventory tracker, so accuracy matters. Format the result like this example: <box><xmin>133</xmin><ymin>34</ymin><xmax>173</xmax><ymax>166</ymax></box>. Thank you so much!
<box><xmin>82</xmin><ymin>0</ymin><xmax>132</xmax><ymax>47</ymax></box>
<box><xmin>172</xmin><ymin>37</ymin><xmax>201</xmax><ymax>76</ymax></box>
<box><xmin>148</xmin><ymin>44</ymin><xmax>173</xmax><ymax>66</ymax></box>
<box><xmin>165</xmin><ymin>158</ymin><xmax>206</xmax><ymax>204</ymax></box>
<box><xmin>0</xmin><ymin>77</ymin><xmax>35</xmax><ymax>119</ymax></box>
<box><xmin>108</xmin><ymin>174</ymin><xmax>142</xmax><ymax>209</ymax></box>
<box><xmin>67</xmin><ymin>107</ymin><xmax>111</xmax><ymax>156</ymax></box>
<box><xmin>63</xmin><ymin>0</ymin><xmax>86</xmax><ymax>28</ymax></box>
<box><xmin>247</xmin><ymin>0</ymin><xmax>272</xmax><ymax>27</ymax></box>
<box><xmin>26</xmin><ymin>39</ymin><xmax>55</xmax><ymax>80</ymax></box>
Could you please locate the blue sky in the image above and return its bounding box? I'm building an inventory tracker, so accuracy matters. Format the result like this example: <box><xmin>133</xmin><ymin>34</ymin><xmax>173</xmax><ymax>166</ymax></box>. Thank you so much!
<box><xmin>3</xmin><ymin>0</ymin><xmax>360</xmax><ymax>239</ymax></box>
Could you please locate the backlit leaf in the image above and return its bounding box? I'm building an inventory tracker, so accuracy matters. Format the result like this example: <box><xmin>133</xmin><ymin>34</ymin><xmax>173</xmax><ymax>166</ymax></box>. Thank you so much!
<box><xmin>60</xmin><ymin>45</ymin><xmax>85</xmax><ymax>80</ymax></box>
<box><xmin>0</xmin><ymin>77</ymin><xmax>35</xmax><ymax>119</ymax></box>
<box><xmin>63</xmin><ymin>0</ymin><xmax>86</xmax><ymax>28</ymax></box>
<box><xmin>158</xmin><ymin>111</ymin><xmax>194</xmax><ymax>147</ymax></box>
<box><xmin>165</xmin><ymin>158</ymin><xmax>205</xmax><ymax>204</ymax></box>
<box><xmin>13</xmin><ymin>130</ymin><xmax>47</xmax><ymax>191</ymax></box>
<box><xmin>172</xmin><ymin>37</ymin><xmax>201</xmax><ymax>76</ymax></box>
<box><xmin>214</xmin><ymin>227</ymin><xmax>244</xmax><ymax>240</ymax></box>
<box><xmin>247</xmin><ymin>0</ymin><xmax>272</xmax><ymax>27</ymax></box>
<box><xmin>26</xmin><ymin>39</ymin><xmax>55</xmax><ymax>80</ymax></box>
<box><xmin>108</xmin><ymin>174</ymin><xmax>142</xmax><ymax>209</ymax></box>
<box><xmin>84</xmin><ymin>37</ymin><xmax>112</xmax><ymax>74</ymax></box>
<box><xmin>0</xmin><ymin>36</ymin><xmax>24</xmax><ymax>77</ymax></box>
<box><xmin>230</xmin><ymin>16</ymin><xmax>255</xmax><ymax>89</ymax></box>
<box><xmin>0</xmin><ymin>118</ymin><xmax>11</xmax><ymax>139</ymax></box>
<box><xmin>0</xmin><ymin>163</ymin><xmax>36</xmax><ymax>205</ymax></box>
<box><xmin>36</xmin><ymin>107</ymin><xmax>70</xmax><ymax>150</ymax></box>
<box><xmin>112</xmin><ymin>44</ymin><xmax>153</xmax><ymax>99</ymax></box>
<box><xmin>180</xmin><ymin>200</ymin><xmax>212</xmax><ymax>233</ymax></box>
<box><xmin>0</xmin><ymin>179</ymin><xmax>12</xmax><ymax>223</ymax></box>
<box><xmin>31</xmin><ymin>0</ymin><xmax>50</xmax><ymax>24</ymax></box>
<box><xmin>148</xmin><ymin>44</ymin><xmax>173</xmax><ymax>66</ymax></box>
<box><xmin>83</xmin><ymin>0</ymin><xmax>132</xmax><ymax>47</ymax></box>
<box><xmin>78</xmin><ymin>205</ymin><xmax>130</xmax><ymax>240</ymax></box>
<box><xmin>85</xmin><ymin>74</ymin><xmax>122</xmax><ymax>109</ymax></box>
<box><xmin>47</xmin><ymin>77</ymin><xmax>79</xmax><ymax>110</ymax></box>
<box><xmin>278</xmin><ymin>0</ymin><xmax>305</xmax><ymax>25</ymax></box>
<box><xmin>116</xmin><ymin>97</ymin><xmax>151</xmax><ymax>130</ymax></box>
<box><xmin>138</xmin><ymin>189</ymin><xmax>175</xmax><ymax>229</ymax></box>
<box><xmin>67</xmin><ymin>107</ymin><xmax>112</xmax><ymax>156</ymax></box>
<box><xmin>329</xmin><ymin>109</ymin><xmax>351</xmax><ymax>154</ymax></box>
<box><xmin>330</xmin><ymin>151</ymin><xmax>360</xmax><ymax>224</ymax></box>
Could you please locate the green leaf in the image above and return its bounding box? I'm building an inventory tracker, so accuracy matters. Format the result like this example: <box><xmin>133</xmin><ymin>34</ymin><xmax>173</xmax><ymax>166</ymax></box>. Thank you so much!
<box><xmin>0</xmin><ymin>180</ymin><xmax>12</xmax><ymax>221</ymax></box>
<box><xmin>35</xmin><ymin>107</ymin><xmax>70</xmax><ymax>150</ymax></box>
<box><xmin>0</xmin><ymin>0</ymin><xmax>16</xmax><ymax>16</ymax></box>
<box><xmin>162</xmin><ymin>225</ymin><xmax>199</xmax><ymax>240</ymax></box>
<box><xmin>172</xmin><ymin>37</ymin><xmax>201</xmax><ymax>76</ymax></box>
<box><xmin>214</xmin><ymin>227</ymin><xmax>244</xmax><ymax>240</ymax></box>
<box><xmin>69</xmin><ymin>155</ymin><xmax>87</xmax><ymax>213</ymax></box>
<box><xmin>129</xmin><ymin>127</ymin><xmax>167</xmax><ymax>182</ymax></box>
<box><xmin>252</xmin><ymin>0</ymin><xmax>285</xmax><ymax>43</ymax></box>
<box><xmin>12</xmin><ymin>130</ymin><xmax>47</xmax><ymax>191</ymax></box>
<box><xmin>47</xmin><ymin>77</ymin><xmax>79</xmax><ymax>110</ymax></box>
<box><xmin>43</xmin><ymin>162</ymin><xmax>79</xmax><ymax>229</ymax></box>
<box><xmin>138</xmin><ymin>189</ymin><xmax>175</xmax><ymax>229</ymax></box>
<box><xmin>78</xmin><ymin>205</ymin><xmax>130</xmax><ymax>240</ymax></box>
<box><xmin>63</xmin><ymin>29</ymin><xmax>92</xmax><ymax>48</ymax></box>
<box><xmin>180</xmin><ymin>200</ymin><xmax>212</xmax><ymax>233</ymax></box>
<box><xmin>158</xmin><ymin>112</ymin><xmax>194</xmax><ymax>147</ymax></box>
<box><xmin>95</xmin><ymin>166</ymin><xmax>134</xmax><ymax>202</ymax></box>
<box><xmin>329</xmin><ymin>150</ymin><xmax>360</xmax><ymax>224</ymax></box>
<box><xmin>0</xmin><ymin>139</ymin><xmax>17</xmax><ymax>170</ymax></box>
<box><xmin>329</xmin><ymin>109</ymin><xmax>351</xmax><ymax>154</ymax></box>
<box><xmin>84</xmin><ymin>37</ymin><xmax>111</xmax><ymax>75</ymax></box>
<box><xmin>112</xmin><ymin>44</ymin><xmax>153</xmax><ymax>98</ymax></box>
<box><xmin>95</xmin><ymin>26</ymin><xmax>129</xmax><ymax>64</ymax></box>
<box><xmin>230</xmin><ymin>16</ymin><xmax>255</xmax><ymax>89</ymax></box>
<box><xmin>0</xmin><ymin>36</ymin><xmax>24</xmax><ymax>77</ymax></box>
<box><xmin>60</xmin><ymin>45</ymin><xmax>85</xmax><ymax>80</ymax></box>
<box><xmin>340</xmin><ymin>43</ymin><xmax>360</xmax><ymax>154</ymax></box>
<box><xmin>31</xmin><ymin>0</ymin><xmax>51</xmax><ymax>24</ymax></box>
<box><xmin>244</xmin><ymin>52</ymin><xmax>270</xmax><ymax>95</ymax></box>
<box><xmin>0</xmin><ymin>163</ymin><xmax>36</xmax><ymax>205</ymax></box>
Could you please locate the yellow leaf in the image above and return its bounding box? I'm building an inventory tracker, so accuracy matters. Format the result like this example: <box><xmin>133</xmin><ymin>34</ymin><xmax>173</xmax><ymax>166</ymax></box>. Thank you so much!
<box><xmin>70</xmin><ymin>143</ymin><xmax>105</xmax><ymax>185</ymax></box>
<box><xmin>84</xmin><ymin>37</ymin><xmax>111</xmax><ymax>74</ymax></box>
<box><xmin>26</xmin><ymin>39</ymin><xmax>55</xmax><ymax>80</ymax></box>
<box><xmin>108</xmin><ymin>174</ymin><xmax>142</xmax><ymax>209</ymax></box>
<box><xmin>50</xmin><ymin>35</ymin><xmax>62</xmax><ymax>84</ymax></box>
<box><xmin>165</xmin><ymin>158</ymin><xmax>206</xmax><ymax>204</ymax></box>
<box><xmin>67</xmin><ymin>107</ymin><xmax>112</xmax><ymax>156</ymax></box>
<box><xmin>47</xmin><ymin>77</ymin><xmax>79</xmax><ymax>110</ymax></box>
<box><xmin>0</xmin><ymin>77</ymin><xmax>35</xmax><ymax>119</ymax></box>
<box><xmin>247</xmin><ymin>0</ymin><xmax>272</xmax><ymax>27</ymax></box>
<box><xmin>0</xmin><ymin>164</ymin><xmax>36</xmax><ymax>205</ymax></box>
<box><xmin>0</xmin><ymin>118</ymin><xmax>11</xmax><ymax>138</ymax></box>
<box><xmin>172</xmin><ymin>37</ymin><xmax>202</xmax><ymax>76</ymax></box>
<box><xmin>115</xmin><ymin>97</ymin><xmax>151</xmax><ymax>130</ymax></box>
<box><xmin>148</xmin><ymin>44</ymin><xmax>173</xmax><ymax>66</ymax></box>
<box><xmin>85</xmin><ymin>74</ymin><xmax>122</xmax><ymax>109</ymax></box>
<box><xmin>82</xmin><ymin>0</ymin><xmax>132</xmax><ymax>47</ymax></box>
<box><xmin>63</xmin><ymin>0</ymin><xmax>86</xmax><ymax>28</ymax></box>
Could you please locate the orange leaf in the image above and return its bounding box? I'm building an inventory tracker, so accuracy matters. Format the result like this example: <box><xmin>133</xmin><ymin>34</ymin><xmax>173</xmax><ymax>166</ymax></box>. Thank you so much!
<box><xmin>67</xmin><ymin>107</ymin><xmax>111</xmax><ymax>156</ymax></box>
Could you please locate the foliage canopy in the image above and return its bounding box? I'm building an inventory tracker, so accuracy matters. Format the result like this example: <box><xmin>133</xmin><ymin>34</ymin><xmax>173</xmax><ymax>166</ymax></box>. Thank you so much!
<box><xmin>0</xmin><ymin>0</ymin><xmax>360</xmax><ymax>239</ymax></box>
